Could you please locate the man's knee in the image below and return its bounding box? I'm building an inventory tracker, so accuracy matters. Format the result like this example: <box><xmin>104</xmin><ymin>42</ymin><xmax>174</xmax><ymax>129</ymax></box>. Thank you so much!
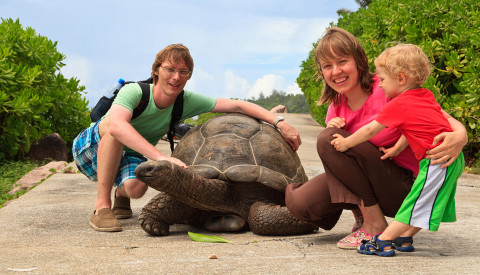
<box><xmin>123</xmin><ymin>179</ymin><xmax>148</xmax><ymax>199</ymax></box>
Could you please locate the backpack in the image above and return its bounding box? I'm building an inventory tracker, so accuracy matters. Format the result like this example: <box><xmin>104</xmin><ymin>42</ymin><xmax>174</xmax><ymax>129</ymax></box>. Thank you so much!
<box><xmin>90</xmin><ymin>77</ymin><xmax>184</xmax><ymax>152</ymax></box>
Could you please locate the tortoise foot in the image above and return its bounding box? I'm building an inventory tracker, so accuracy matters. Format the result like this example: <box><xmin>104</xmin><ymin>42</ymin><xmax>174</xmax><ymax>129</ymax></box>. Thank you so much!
<box><xmin>204</xmin><ymin>214</ymin><xmax>246</xmax><ymax>232</ymax></box>
<box><xmin>139</xmin><ymin>210</ymin><xmax>171</xmax><ymax>236</ymax></box>
<box><xmin>248</xmin><ymin>202</ymin><xmax>318</xmax><ymax>236</ymax></box>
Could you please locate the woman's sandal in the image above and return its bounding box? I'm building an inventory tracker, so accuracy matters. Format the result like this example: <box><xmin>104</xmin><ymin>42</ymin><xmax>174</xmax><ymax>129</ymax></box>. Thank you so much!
<box><xmin>393</xmin><ymin>236</ymin><xmax>414</xmax><ymax>252</ymax></box>
<box><xmin>357</xmin><ymin>235</ymin><xmax>395</xmax><ymax>257</ymax></box>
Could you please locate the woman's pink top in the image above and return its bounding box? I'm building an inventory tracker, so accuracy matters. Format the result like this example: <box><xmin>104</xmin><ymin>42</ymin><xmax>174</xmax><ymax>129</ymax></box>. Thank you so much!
<box><xmin>326</xmin><ymin>76</ymin><xmax>419</xmax><ymax>175</ymax></box>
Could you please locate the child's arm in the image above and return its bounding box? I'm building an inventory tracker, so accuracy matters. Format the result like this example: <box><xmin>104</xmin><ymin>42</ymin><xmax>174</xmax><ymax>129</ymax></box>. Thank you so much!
<box><xmin>380</xmin><ymin>134</ymin><xmax>408</xmax><ymax>160</ymax></box>
<box><xmin>331</xmin><ymin>120</ymin><xmax>386</xmax><ymax>152</ymax></box>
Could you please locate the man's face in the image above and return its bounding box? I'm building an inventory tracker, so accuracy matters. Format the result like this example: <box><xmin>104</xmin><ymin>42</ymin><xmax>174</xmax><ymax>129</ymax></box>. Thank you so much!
<box><xmin>155</xmin><ymin>60</ymin><xmax>191</xmax><ymax>96</ymax></box>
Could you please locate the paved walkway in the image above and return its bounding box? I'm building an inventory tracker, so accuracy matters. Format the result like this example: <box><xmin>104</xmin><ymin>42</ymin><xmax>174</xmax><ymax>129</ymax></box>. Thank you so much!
<box><xmin>1</xmin><ymin>113</ymin><xmax>479</xmax><ymax>274</ymax></box>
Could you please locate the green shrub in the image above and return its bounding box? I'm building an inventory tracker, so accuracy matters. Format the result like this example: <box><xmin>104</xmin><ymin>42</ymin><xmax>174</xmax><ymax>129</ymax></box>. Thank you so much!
<box><xmin>297</xmin><ymin>0</ymin><xmax>480</xmax><ymax>165</ymax></box>
<box><xmin>184</xmin><ymin>112</ymin><xmax>225</xmax><ymax>126</ymax></box>
<box><xmin>0</xmin><ymin>18</ymin><xmax>90</xmax><ymax>161</ymax></box>
<box><xmin>247</xmin><ymin>90</ymin><xmax>310</xmax><ymax>113</ymax></box>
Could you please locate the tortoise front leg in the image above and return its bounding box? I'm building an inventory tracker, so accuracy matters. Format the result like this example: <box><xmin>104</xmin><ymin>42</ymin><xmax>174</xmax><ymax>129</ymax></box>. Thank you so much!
<box><xmin>139</xmin><ymin>192</ymin><xmax>201</xmax><ymax>236</ymax></box>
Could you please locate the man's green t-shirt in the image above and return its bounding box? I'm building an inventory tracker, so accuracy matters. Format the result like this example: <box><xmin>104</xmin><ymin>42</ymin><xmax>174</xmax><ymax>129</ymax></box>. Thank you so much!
<box><xmin>107</xmin><ymin>83</ymin><xmax>217</xmax><ymax>155</ymax></box>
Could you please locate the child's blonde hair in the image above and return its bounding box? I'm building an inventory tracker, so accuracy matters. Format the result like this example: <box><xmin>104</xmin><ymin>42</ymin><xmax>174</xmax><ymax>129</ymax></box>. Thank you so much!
<box><xmin>374</xmin><ymin>44</ymin><xmax>432</xmax><ymax>85</ymax></box>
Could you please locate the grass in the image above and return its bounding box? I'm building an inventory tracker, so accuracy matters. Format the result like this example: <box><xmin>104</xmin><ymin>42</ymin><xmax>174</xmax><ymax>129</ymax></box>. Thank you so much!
<box><xmin>0</xmin><ymin>159</ymin><xmax>47</xmax><ymax>208</ymax></box>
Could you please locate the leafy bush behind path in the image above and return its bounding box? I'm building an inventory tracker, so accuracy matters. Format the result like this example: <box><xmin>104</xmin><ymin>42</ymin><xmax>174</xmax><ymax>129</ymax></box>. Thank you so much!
<box><xmin>0</xmin><ymin>18</ymin><xmax>90</xmax><ymax>161</ymax></box>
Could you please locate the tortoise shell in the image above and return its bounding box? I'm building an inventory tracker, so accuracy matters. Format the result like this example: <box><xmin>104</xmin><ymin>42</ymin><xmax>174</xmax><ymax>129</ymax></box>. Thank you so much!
<box><xmin>172</xmin><ymin>113</ymin><xmax>307</xmax><ymax>191</ymax></box>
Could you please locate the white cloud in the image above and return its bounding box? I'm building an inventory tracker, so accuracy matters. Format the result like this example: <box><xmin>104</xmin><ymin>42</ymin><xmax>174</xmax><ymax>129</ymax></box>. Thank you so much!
<box><xmin>285</xmin><ymin>82</ymin><xmax>303</xmax><ymax>95</ymax></box>
<box><xmin>248</xmin><ymin>74</ymin><xmax>284</xmax><ymax>99</ymax></box>
<box><xmin>224</xmin><ymin>70</ymin><xmax>250</xmax><ymax>99</ymax></box>
<box><xmin>186</xmin><ymin>67</ymin><xmax>214</xmax><ymax>92</ymax></box>
<box><xmin>247</xmin><ymin>74</ymin><xmax>304</xmax><ymax>100</ymax></box>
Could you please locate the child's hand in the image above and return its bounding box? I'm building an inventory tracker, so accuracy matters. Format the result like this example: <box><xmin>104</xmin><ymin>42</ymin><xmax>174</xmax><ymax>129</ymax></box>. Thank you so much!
<box><xmin>380</xmin><ymin>135</ymin><xmax>408</xmax><ymax>160</ymax></box>
<box><xmin>379</xmin><ymin>146</ymin><xmax>402</xmax><ymax>160</ymax></box>
<box><xmin>331</xmin><ymin>134</ymin><xmax>349</xmax><ymax>152</ymax></box>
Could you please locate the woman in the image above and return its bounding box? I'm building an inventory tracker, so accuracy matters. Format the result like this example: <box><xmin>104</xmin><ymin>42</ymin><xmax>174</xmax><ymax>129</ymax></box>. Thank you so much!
<box><xmin>285</xmin><ymin>27</ymin><xmax>467</xmax><ymax>249</ymax></box>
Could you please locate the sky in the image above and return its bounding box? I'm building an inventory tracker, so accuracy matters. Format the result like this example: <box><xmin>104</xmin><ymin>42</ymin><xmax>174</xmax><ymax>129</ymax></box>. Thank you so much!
<box><xmin>0</xmin><ymin>0</ymin><xmax>359</xmax><ymax>107</ymax></box>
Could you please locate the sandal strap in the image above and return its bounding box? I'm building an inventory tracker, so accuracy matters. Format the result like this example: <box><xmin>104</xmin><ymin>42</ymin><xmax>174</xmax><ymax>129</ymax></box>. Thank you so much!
<box><xmin>366</xmin><ymin>235</ymin><xmax>393</xmax><ymax>251</ymax></box>
<box><xmin>393</xmin><ymin>236</ymin><xmax>413</xmax><ymax>246</ymax></box>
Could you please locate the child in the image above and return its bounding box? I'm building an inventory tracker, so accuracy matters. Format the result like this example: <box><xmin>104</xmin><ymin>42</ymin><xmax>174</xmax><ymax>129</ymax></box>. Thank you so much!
<box><xmin>330</xmin><ymin>43</ymin><xmax>465</xmax><ymax>257</ymax></box>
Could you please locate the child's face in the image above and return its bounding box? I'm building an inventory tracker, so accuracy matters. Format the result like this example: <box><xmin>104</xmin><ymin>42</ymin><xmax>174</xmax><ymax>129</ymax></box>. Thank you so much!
<box><xmin>376</xmin><ymin>67</ymin><xmax>403</xmax><ymax>98</ymax></box>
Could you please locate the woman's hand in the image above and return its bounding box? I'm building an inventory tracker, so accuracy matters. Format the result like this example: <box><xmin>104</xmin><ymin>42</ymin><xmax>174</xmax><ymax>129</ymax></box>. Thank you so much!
<box><xmin>426</xmin><ymin>131</ymin><xmax>467</xmax><ymax>168</ymax></box>
<box><xmin>326</xmin><ymin>117</ymin><xmax>346</xmax><ymax>129</ymax></box>
<box><xmin>426</xmin><ymin>110</ymin><xmax>468</xmax><ymax>168</ymax></box>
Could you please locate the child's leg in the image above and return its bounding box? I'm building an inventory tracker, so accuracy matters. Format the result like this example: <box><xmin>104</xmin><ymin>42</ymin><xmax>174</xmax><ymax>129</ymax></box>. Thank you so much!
<box><xmin>392</xmin><ymin>226</ymin><xmax>421</xmax><ymax>252</ymax></box>
<box><xmin>400</xmin><ymin>226</ymin><xmax>421</xmax><ymax>238</ymax></box>
<box><xmin>379</xmin><ymin>220</ymin><xmax>412</xmax><ymax>241</ymax></box>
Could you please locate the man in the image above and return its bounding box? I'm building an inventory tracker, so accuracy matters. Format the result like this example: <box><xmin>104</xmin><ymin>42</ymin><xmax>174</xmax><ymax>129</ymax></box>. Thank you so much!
<box><xmin>73</xmin><ymin>44</ymin><xmax>302</xmax><ymax>232</ymax></box>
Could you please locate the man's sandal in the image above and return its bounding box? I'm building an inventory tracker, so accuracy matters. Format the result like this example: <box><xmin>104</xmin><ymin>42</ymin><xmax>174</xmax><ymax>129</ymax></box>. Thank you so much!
<box><xmin>393</xmin><ymin>236</ymin><xmax>414</xmax><ymax>252</ymax></box>
<box><xmin>357</xmin><ymin>235</ymin><xmax>395</xmax><ymax>257</ymax></box>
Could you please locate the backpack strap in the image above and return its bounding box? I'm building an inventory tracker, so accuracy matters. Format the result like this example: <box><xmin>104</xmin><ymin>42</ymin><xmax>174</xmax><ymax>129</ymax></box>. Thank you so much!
<box><xmin>167</xmin><ymin>91</ymin><xmax>184</xmax><ymax>152</ymax></box>
<box><xmin>132</xmin><ymin>82</ymin><xmax>150</xmax><ymax>120</ymax></box>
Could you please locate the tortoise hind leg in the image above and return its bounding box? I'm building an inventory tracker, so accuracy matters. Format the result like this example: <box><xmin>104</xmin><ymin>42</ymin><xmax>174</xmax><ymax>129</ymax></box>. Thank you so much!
<box><xmin>139</xmin><ymin>192</ymin><xmax>201</xmax><ymax>236</ymax></box>
<box><xmin>248</xmin><ymin>202</ymin><xmax>318</xmax><ymax>236</ymax></box>
<box><xmin>203</xmin><ymin>213</ymin><xmax>247</xmax><ymax>232</ymax></box>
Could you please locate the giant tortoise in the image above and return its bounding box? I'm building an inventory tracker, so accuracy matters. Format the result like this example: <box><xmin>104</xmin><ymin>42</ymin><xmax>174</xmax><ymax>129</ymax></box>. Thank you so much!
<box><xmin>135</xmin><ymin>113</ymin><xmax>317</xmax><ymax>236</ymax></box>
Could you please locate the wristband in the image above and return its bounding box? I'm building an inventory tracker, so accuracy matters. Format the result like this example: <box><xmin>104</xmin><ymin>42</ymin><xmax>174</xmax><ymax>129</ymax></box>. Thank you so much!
<box><xmin>273</xmin><ymin>116</ymin><xmax>284</xmax><ymax>129</ymax></box>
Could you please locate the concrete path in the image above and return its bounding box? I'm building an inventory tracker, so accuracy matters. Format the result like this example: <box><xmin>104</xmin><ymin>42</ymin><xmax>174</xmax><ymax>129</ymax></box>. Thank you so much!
<box><xmin>1</xmin><ymin>113</ymin><xmax>479</xmax><ymax>274</ymax></box>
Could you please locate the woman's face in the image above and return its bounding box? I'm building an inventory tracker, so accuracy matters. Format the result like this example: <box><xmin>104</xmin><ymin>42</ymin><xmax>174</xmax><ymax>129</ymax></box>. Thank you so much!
<box><xmin>320</xmin><ymin>54</ymin><xmax>360</xmax><ymax>95</ymax></box>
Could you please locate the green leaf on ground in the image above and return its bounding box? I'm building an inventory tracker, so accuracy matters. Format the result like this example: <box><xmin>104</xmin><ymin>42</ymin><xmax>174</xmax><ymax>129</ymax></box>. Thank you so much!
<box><xmin>187</xmin><ymin>232</ymin><xmax>232</xmax><ymax>243</ymax></box>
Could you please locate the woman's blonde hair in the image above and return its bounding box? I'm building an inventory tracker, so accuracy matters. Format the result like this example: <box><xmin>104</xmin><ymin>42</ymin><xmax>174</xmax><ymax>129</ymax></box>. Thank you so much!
<box><xmin>151</xmin><ymin>43</ymin><xmax>194</xmax><ymax>84</ymax></box>
<box><xmin>374</xmin><ymin>43</ymin><xmax>432</xmax><ymax>85</ymax></box>
<box><xmin>315</xmin><ymin>27</ymin><xmax>374</xmax><ymax>105</ymax></box>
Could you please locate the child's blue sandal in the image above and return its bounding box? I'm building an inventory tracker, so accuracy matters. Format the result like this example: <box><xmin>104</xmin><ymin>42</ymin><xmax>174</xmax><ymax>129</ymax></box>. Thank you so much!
<box><xmin>393</xmin><ymin>236</ymin><xmax>414</xmax><ymax>252</ymax></box>
<box><xmin>357</xmin><ymin>235</ymin><xmax>395</xmax><ymax>257</ymax></box>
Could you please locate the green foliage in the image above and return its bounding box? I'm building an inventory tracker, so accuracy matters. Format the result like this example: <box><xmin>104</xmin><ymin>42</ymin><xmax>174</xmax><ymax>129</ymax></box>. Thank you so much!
<box><xmin>247</xmin><ymin>90</ymin><xmax>310</xmax><ymax>114</ymax></box>
<box><xmin>0</xmin><ymin>18</ymin><xmax>90</xmax><ymax>161</ymax></box>
<box><xmin>184</xmin><ymin>112</ymin><xmax>225</xmax><ymax>126</ymax></box>
<box><xmin>297</xmin><ymin>0</ymin><xmax>480</xmax><ymax>163</ymax></box>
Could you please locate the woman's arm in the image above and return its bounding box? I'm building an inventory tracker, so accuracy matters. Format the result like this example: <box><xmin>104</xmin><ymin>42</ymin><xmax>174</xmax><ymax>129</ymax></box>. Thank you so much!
<box><xmin>211</xmin><ymin>98</ymin><xmax>302</xmax><ymax>151</ymax></box>
<box><xmin>425</xmin><ymin>110</ymin><xmax>468</xmax><ymax>168</ymax></box>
